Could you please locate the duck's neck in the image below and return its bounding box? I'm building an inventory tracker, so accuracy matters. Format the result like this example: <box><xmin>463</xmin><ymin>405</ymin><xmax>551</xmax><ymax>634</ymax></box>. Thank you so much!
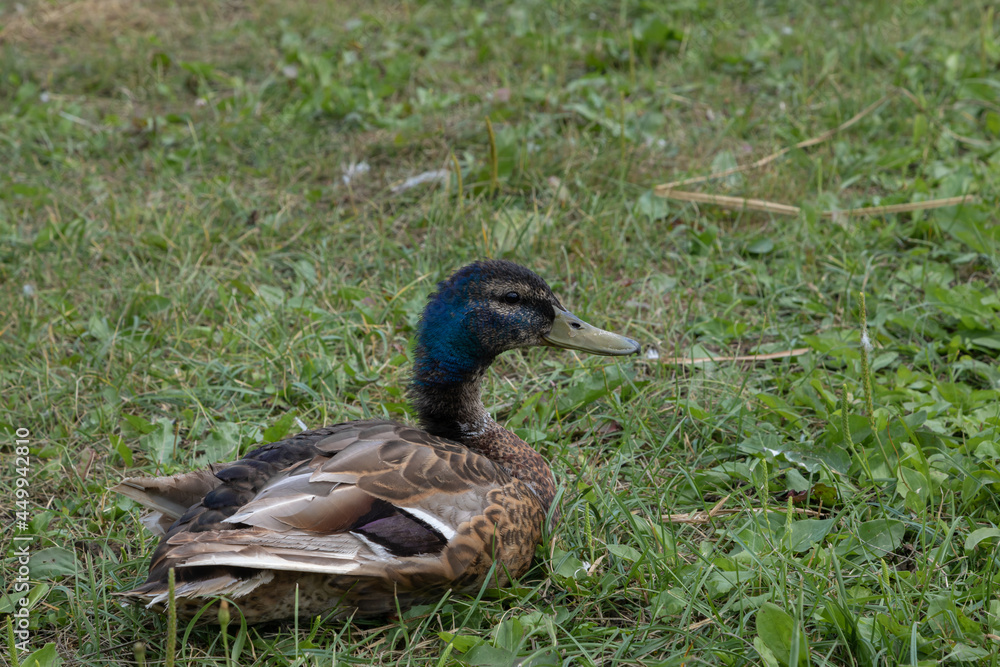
<box><xmin>410</xmin><ymin>356</ymin><xmax>493</xmax><ymax>443</ymax></box>
<box><xmin>410</xmin><ymin>351</ymin><xmax>556</xmax><ymax>510</ymax></box>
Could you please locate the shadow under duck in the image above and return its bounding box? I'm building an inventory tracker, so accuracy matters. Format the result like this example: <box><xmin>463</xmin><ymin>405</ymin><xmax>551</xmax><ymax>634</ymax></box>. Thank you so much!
<box><xmin>113</xmin><ymin>260</ymin><xmax>639</xmax><ymax>623</ymax></box>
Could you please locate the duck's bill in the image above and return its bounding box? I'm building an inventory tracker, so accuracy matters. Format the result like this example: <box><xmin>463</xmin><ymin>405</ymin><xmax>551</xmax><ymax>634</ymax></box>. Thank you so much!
<box><xmin>543</xmin><ymin>307</ymin><xmax>641</xmax><ymax>356</ymax></box>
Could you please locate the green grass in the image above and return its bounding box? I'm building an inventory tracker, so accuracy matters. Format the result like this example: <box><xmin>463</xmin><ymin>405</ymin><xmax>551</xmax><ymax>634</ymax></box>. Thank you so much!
<box><xmin>2</xmin><ymin>0</ymin><xmax>1000</xmax><ymax>664</ymax></box>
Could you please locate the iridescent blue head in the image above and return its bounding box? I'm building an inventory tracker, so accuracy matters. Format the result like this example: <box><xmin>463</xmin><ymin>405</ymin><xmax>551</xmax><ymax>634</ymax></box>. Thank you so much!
<box><xmin>410</xmin><ymin>260</ymin><xmax>640</xmax><ymax>429</ymax></box>
<box><xmin>414</xmin><ymin>261</ymin><xmax>559</xmax><ymax>385</ymax></box>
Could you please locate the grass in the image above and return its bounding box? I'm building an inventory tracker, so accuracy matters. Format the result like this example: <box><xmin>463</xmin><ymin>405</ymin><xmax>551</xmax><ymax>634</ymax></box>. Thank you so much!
<box><xmin>2</xmin><ymin>0</ymin><xmax>1000</xmax><ymax>664</ymax></box>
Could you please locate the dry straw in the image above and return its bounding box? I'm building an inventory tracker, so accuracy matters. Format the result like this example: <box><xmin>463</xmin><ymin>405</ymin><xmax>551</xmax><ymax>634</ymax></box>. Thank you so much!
<box><xmin>654</xmin><ymin>90</ymin><xmax>978</xmax><ymax>217</ymax></box>
<box><xmin>658</xmin><ymin>347</ymin><xmax>810</xmax><ymax>366</ymax></box>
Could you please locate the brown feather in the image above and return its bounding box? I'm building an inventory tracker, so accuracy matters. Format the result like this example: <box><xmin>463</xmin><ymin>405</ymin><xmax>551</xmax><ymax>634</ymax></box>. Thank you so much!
<box><xmin>114</xmin><ymin>420</ymin><xmax>549</xmax><ymax>623</ymax></box>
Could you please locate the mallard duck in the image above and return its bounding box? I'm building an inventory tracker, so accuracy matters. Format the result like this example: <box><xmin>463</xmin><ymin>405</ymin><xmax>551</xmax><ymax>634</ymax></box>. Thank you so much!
<box><xmin>113</xmin><ymin>260</ymin><xmax>639</xmax><ymax>623</ymax></box>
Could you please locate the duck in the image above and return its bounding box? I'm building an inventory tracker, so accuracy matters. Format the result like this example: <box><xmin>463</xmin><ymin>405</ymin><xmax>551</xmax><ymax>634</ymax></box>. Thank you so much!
<box><xmin>113</xmin><ymin>259</ymin><xmax>640</xmax><ymax>623</ymax></box>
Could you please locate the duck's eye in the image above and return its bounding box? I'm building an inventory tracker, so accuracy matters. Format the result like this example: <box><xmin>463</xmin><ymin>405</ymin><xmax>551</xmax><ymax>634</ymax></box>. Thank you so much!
<box><xmin>503</xmin><ymin>291</ymin><xmax>521</xmax><ymax>305</ymax></box>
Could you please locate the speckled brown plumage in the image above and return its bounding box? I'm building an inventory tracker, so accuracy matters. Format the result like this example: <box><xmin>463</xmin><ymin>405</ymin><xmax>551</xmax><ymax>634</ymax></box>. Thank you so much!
<box><xmin>113</xmin><ymin>260</ymin><xmax>638</xmax><ymax>623</ymax></box>
<box><xmin>116</xmin><ymin>420</ymin><xmax>545</xmax><ymax>623</ymax></box>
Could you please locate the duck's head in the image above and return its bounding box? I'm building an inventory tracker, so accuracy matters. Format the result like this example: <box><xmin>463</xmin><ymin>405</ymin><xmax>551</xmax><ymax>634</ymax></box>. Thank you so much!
<box><xmin>413</xmin><ymin>260</ymin><xmax>640</xmax><ymax>387</ymax></box>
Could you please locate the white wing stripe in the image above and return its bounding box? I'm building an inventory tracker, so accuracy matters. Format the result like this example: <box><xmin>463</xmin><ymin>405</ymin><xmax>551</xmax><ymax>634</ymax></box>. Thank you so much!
<box><xmin>179</xmin><ymin>552</ymin><xmax>361</xmax><ymax>575</ymax></box>
<box><xmin>399</xmin><ymin>507</ymin><xmax>457</xmax><ymax>541</ymax></box>
<box><xmin>350</xmin><ymin>531</ymin><xmax>396</xmax><ymax>562</ymax></box>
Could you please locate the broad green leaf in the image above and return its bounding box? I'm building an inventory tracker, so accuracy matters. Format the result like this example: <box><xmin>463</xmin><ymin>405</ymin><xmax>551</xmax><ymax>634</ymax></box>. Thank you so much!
<box><xmin>87</xmin><ymin>315</ymin><xmax>111</xmax><ymax>342</ymax></box>
<box><xmin>784</xmin><ymin>443</ymin><xmax>851</xmax><ymax>474</ymax></box>
<box><xmin>784</xmin><ymin>469</ymin><xmax>810</xmax><ymax>492</ymax></box>
<box><xmin>607</xmin><ymin>544</ymin><xmax>642</xmax><ymax>562</ymax></box>
<box><xmin>787</xmin><ymin>519</ymin><xmax>835</xmax><ymax>553</ymax></box>
<box><xmin>121</xmin><ymin>413</ymin><xmax>156</xmax><ymax>436</ymax></box>
<box><xmin>110</xmin><ymin>434</ymin><xmax>133</xmax><ymax>467</ymax></box>
<box><xmin>556</xmin><ymin>365</ymin><xmax>631</xmax><ymax>413</ymax></box>
<box><xmin>870</xmin><ymin>351</ymin><xmax>899</xmax><ymax>371</ymax></box>
<box><xmin>29</xmin><ymin>547</ymin><xmax>77</xmax><ymax>578</ymax></box>
<box><xmin>513</xmin><ymin>428</ymin><xmax>547</xmax><ymax>444</ymax></box>
<box><xmin>989</xmin><ymin>600</ymin><xmax>1000</xmax><ymax>634</ymax></box>
<box><xmin>809</xmin><ymin>483</ymin><xmax>839</xmax><ymax>506</ymax></box>
<box><xmin>463</xmin><ymin>643</ymin><xmax>516</xmax><ymax>666</ymax></box>
<box><xmin>18</xmin><ymin>643</ymin><xmax>61</xmax><ymax>667</ymax></box>
<box><xmin>897</xmin><ymin>467</ymin><xmax>930</xmax><ymax>510</ymax></box>
<box><xmin>753</xmin><ymin>636</ymin><xmax>780</xmax><ymax>667</ymax></box>
<box><xmin>747</xmin><ymin>237</ymin><xmax>775</xmax><ymax>254</ymax></box>
<box><xmin>965</xmin><ymin>527</ymin><xmax>1000</xmax><ymax>551</ymax></box>
<box><xmin>493</xmin><ymin>617</ymin><xmax>523</xmax><ymax>653</ymax></box>
<box><xmin>0</xmin><ymin>584</ymin><xmax>49</xmax><ymax>614</ymax></box>
<box><xmin>651</xmin><ymin>590</ymin><xmax>688</xmax><ymax>618</ymax></box>
<box><xmin>943</xmin><ymin>643</ymin><xmax>989</xmax><ymax>662</ymax></box>
<box><xmin>756</xmin><ymin>603</ymin><xmax>808</xmax><ymax>667</ymax></box>
<box><xmin>256</xmin><ymin>283</ymin><xmax>285</xmax><ymax>307</ymax></box>
<box><xmin>635</xmin><ymin>190</ymin><xmax>670</xmax><ymax>222</ymax></box>
<box><xmin>927</xmin><ymin>595</ymin><xmax>981</xmax><ymax>638</ymax></box>
<box><xmin>706</xmin><ymin>569</ymin><xmax>741</xmax><ymax>597</ymax></box>
<box><xmin>971</xmin><ymin>334</ymin><xmax>1000</xmax><ymax>350</ymax></box>
<box><xmin>710</xmin><ymin>150</ymin><xmax>742</xmax><ymax>186</ymax></box>
<box><xmin>262</xmin><ymin>413</ymin><xmax>298</xmax><ymax>443</ymax></box>
<box><xmin>140</xmin><ymin>418</ymin><xmax>176</xmax><ymax>464</ymax></box>
<box><xmin>551</xmin><ymin>548</ymin><xmax>587</xmax><ymax>580</ymax></box>
<box><xmin>855</xmin><ymin>519</ymin><xmax>905</xmax><ymax>558</ymax></box>
<box><xmin>195</xmin><ymin>422</ymin><xmax>241</xmax><ymax>465</ymax></box>
<box><xmin>519</xmin><ymin>647</ymin><xmax>560</xmax><ymax>667</ymax></box>
<box><xmin>438</xmin><ymin>633</ymin><xmax>480</xmax><ymax>653</ymax></box>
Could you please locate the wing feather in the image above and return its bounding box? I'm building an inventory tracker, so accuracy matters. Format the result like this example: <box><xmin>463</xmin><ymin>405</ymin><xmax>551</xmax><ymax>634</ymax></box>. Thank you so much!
<box><xmin>115</xmin><ymin>420</ymin><xmax>527</xmax><ymax>617</ymax></box>
<box><xmin>112</xmin><ymin>467</ymin><xmax>223</xmax><ymax>536</ymax></box>
<box><xmin>115</xmin><ymin>422</ymin><xmax>510</xmax><ymax>585</ymax></box>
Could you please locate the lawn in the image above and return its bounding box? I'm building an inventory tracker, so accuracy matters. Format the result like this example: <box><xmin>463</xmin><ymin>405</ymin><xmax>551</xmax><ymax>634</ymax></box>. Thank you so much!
<box><xmin>2</xmin><ymin>0</ymin><xmax>1000</xmax><ymax>665</ymax></box>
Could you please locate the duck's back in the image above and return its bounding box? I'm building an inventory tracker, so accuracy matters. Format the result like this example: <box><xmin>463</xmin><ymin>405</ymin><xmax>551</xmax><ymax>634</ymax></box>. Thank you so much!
<box><xmin>114</xmin><ymin>420</ymin><xmax>547</xmax><ymax>622</ymax></box>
